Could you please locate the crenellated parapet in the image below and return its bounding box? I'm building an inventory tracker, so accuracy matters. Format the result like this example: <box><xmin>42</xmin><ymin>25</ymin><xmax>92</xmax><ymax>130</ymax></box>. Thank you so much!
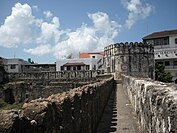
<box><xmin>104</xmin><ymin>42</ymin><xmax>153</xmax><ymax>56</ymax></box>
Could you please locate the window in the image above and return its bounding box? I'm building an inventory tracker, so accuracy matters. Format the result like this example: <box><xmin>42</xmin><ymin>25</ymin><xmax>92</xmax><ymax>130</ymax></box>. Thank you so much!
<box><xmin>174</xmin><ymin>61</ymin><xmax>177</xmax><ymax>66</ymax></box>
<box><xmin>86</xmin><ymin>65</ymin><xmax>90</xmax><ymax>70</ymax></box>
<box><xmin>67</xmin><ymin>66</ymin><xmax>70</xmax><ymax>70</ymax></box>
<box><xmin>154</xmin><ymin>37</ymin><xmax>169</xmax><ymax>46</ymax></box>
<box><xmin>77</xmin><ymin>66</ymin><xmax>81</xmax><ymax>70</ymax></box>
<box><xmin>10</xmin><ymin>65</ymin><xmax>16</xmax><ymax>69</ymax></box>
<box><xmin>165</xmin><ymin>61</ymin><xmax>170</xmax><ymax>66</ymax></box>
<box><xmin>60</xmin><ymin>66</ymin><xmax>64</xmax><ymax>70</ymax></box>
<box><xmin>73</xmin><ymin>66</ymin><xmax>76</xmax><ymax>70</ymax></box>
<box><xmin>175</xmin><ymin>38</ymin><xmax>177</xmax><ymax>44</ymax></box>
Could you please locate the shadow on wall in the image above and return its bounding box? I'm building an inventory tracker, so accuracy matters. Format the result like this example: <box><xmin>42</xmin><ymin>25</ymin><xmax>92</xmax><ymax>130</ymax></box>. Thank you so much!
<box><xmin>96</xmin><ymin>84</ymin><xmax>117</xmax><ymax>133</ymax></box>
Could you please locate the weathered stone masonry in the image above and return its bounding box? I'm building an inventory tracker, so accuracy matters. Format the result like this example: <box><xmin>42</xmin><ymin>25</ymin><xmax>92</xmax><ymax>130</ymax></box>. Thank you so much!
<box><xmin>122</xmin><ymin>74</ymin><xmax>177</xmax><ymax>133</ymax></box>
<box><xmin>0</xmin><ymin>77</ymin><xmax>114</xmax><ymax>133</ymax></box>
<box><xmin>0</xmin><ymin>79</ymin><xmax>99</xmax><ymax>104</ymax></box>
<box><xmin>5</xmin><ymin>70</ymin><xmax>100</xmax><ymax>81</ymax></box>
<box><xmin>104</xmin><ymin>42</ymin><xmax>154</xmax><ymax>79</ymax></box>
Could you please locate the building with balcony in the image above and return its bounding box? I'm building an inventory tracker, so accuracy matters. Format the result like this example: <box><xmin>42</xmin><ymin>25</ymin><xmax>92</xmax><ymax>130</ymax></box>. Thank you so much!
<box><xmin>143</xmin><ymin>29</ymin><xmax>177</xmax><ymax>81</ymax></box>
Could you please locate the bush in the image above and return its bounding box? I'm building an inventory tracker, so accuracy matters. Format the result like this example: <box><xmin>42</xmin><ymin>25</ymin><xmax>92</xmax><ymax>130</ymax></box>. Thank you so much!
<box><xmin>0</xmin><ymin>98</ymin><xmax>23</xmax><ymax>110</ymax></box>
<box><xmin>155</xmin><ymin>63</ymin><xmax>172</xmax><ymax>83</ymax></box>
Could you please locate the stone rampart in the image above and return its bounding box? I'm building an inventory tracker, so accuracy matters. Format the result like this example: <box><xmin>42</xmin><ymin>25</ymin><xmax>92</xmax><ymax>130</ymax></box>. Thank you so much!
<box><xmin>122</xmin><ymin>74</ymin><xmax>177</xmax><ymax>133</ymax></box>
<box><xmin>5</xmin><ymin>70</ymin><xmax>101</xmax><ymax>81</ymax></box>
<box><xmin>0</xmin><ymin>77</ymin><xmax>114</xmax><ymax>133</ymax></box>
<box><xmin>1</xmin><ymin>80</ymin><xmax>98</xmax><ymax>104</ymax></box>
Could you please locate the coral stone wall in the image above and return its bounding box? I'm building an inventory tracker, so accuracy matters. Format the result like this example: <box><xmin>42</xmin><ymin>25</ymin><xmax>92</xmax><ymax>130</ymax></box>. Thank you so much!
<box><xmin>122</xmin><ymin>74</ymin><xmax>177</xmax><ymax>133</ymax></box>
<box><xmin>0</xmin><ymin>77</ymin><xmax>114</xmax><ymax>133</ymax></box>
<box><xmin>104</xmin><ymin>42</ymin><xmax>154</xmax><ymax>80</ymax></box>
<box><xmin>0</xmin><ymin>79</ymin><xmax>98</xmax><ymax>104</ymax></box>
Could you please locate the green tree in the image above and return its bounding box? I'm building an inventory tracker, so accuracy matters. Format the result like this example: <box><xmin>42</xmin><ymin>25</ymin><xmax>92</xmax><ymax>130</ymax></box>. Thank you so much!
<box><xmin>155</xmin><ymin>62</ymin><xmax>172</xmax><ymax>83</ymax></box>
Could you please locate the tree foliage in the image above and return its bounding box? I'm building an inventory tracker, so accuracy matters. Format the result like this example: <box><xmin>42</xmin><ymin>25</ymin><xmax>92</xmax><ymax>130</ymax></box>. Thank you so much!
<box><xmin>155</xmin><ymin>62</ymin><xmax>172</xmax><ymax>83</ymax></box>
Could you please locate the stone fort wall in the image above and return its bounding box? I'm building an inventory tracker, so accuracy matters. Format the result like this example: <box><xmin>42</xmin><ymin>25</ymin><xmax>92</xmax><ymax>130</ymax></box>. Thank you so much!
<box><xmin>0</xmin><ymin>77</ymin><xmax>114</xmax><ymax>133</ymax></box>
<box><xmin>122</xmin><ymin>74</ymin><xmax>177</xmax><ymax>133</ymax></box>
<box><xmin>5</xmin><ymin>70</ymin><xmax>102</xmax><ymax>81</ymax></box>
<box><xmin>0</xmin><ymin>79</ymin><xmax>100</xmax><ymax>104</ymax></box>
<box><xmin>104</xmin><ymin>42</ymin><xmax>154</xmax><ymax>80</ymax></box>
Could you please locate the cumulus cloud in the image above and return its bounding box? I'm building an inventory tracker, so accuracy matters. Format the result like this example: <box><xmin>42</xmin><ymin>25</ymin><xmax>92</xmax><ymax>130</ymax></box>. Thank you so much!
<box><xmin>122</xmin><ymin>0</ymin><xmax>154</xmax><ymax>29</ymax></box>
<box><xmin>54</xmin><ymin>12</ymin><xmax>121</xmax><ymax>59</ymax></box>
<box><xmin>0</xmin><ymin>2</ymin><xmax>153</xmax><ymax>59</ymax></box>
<box><xmin>37</xmin><ymin>16</ymin><xmax>61</xmax><ymax>44</ymax></box>
<box><xmin>24</xmin><ymin>44</ymin><xmax>53</xmax><ymax>56</ymax></box>
<box><xmin>0</xmin><ymin>3</ymin><xmax>121</xmax><ymax>59</ymax></box>
<box><xmin>43</xmin><ymin>10</ymin><xmax>53</xmax><ymax>18</ymax></box>
<box><xmin>0</xmin><ymin>3</ymin><xmax>40</xmax><ymax>47</ymax></box>
<box><xmin>0</xmin><ymin>3</ymin><xmax>62</xmax><ymax>56</ymax></box>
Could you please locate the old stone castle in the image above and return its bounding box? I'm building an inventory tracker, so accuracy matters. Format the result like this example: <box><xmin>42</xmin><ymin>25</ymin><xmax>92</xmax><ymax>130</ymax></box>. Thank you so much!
<box><xmin>0</xmin><ymin>42</ymin><xmax>177</xmax><ymax>133</ymax></box>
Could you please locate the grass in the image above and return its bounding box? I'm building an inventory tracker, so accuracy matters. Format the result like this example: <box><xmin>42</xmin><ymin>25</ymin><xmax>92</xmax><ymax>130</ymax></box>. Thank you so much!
<box><xmin>0</xmin><ymin>99</ymin><xmax>23</xmax><ymax>110</ymax></box>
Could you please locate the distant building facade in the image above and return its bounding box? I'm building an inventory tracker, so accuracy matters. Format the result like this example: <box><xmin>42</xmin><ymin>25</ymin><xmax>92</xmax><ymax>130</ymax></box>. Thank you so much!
<box><xmin>56</xmin><ymin>52</ymin><xmax>104</xmax><ymax>71</ymax></box>
<box><xmin>0</xmin><ymin>57</ymin><xmax>56</xmax><ymax>73</ymax></box>
<box><xmin>79</xmin><ymin>52</ymin><xmax>104</xmax><ymax>71</ymax></box>
<box><xmin>56</xmin><ymin>58</ymin><xmax>97</xmax><ymax>71</ymax></box>
<box><xmin>2</xmin><ymin>58</ymin><xmax>30</xmax><ymax>73</ymax></box>
<box><xmin>143</xmin><ymin>29</ymin><xmax>177</xmax><ymax>81</ymax></box>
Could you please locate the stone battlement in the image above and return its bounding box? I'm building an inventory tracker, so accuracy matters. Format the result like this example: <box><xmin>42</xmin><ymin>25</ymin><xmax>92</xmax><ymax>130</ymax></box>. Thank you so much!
<box><xmin>122</xmin><ymin>74</ymin><xmax>177</xmax><ymax>133</ymax></box>
<box><xmin>0</xmin><ymin>77</ymin><xmax>114</xmax><ymax>133</ymax></box>
<box><xmin>5</xmin><ymin>70</ymin><xmax>102</xmax><ymax>81</ymax></box>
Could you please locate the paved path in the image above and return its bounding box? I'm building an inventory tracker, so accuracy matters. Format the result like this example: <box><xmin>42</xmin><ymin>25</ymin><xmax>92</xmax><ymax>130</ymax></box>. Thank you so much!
<box><xmin>96</xmin><ymin>83</ymin><xmax>140</xmax><ymax>133</ymax></box>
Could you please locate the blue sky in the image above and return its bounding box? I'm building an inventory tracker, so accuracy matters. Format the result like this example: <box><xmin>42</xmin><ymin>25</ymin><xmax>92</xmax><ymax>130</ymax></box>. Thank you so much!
<box><xmin>0</xmin><ymin>0</ymin><xmax>177</xmax><ymax>63</ymax></box>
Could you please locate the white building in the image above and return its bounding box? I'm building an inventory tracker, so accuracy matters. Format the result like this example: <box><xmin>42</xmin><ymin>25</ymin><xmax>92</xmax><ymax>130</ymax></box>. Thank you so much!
<box><xmin>143</xmin><ymin>29</ymin><xmax>177</xmax><ymax>81</ymax></box>
<box><xmin>79</xmin><ymin>52</ymin><xmax>104</xmax><ymax>71</ymax></box>
<box><xmin>56</xmin><ymin>52</ymin><xmax>104</xmax><ymax>71</ymax></box>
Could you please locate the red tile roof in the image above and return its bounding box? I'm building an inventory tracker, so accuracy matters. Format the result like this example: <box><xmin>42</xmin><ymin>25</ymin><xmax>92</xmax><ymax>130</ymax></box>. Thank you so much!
<box><xmin>143</xmin><ymin>29</ymin><xmax>177</xmax><ymax>40</ymax></box>
<box><xmin>79</xmin><ymin>52</ymin><xmax>104</xmax><ymax>58</ymax></box>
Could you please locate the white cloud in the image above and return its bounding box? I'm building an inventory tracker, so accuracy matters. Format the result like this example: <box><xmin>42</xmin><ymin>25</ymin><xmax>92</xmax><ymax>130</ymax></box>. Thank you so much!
<box><xmin>0</xmin><ymin>3</ymin><xmax>120</xmax><ymax>59</ymax></box>
<box><xmin>0</xmin><ymin>2</ymin><xmax>62</xmax><ymax>57</ymax></box>
<box><xmin>122</xmin><ymin>0</ymin><xmax>154</xmax><ymax>29</ymax></box>
<box><xmin>43</xmin><ymin>10</ymin><xmax>53</xmax><ymax>18</ymax></box>
<box><xmin>0</xmin><ymin>3</ymin><xmax>40</xmax><ymax>47</ymax></box>
<box><xmin>0</xmin><ymin>2</ymin><xmax>153</xmax><ymax>59</ymax></box>
<box><xmin>37</xmin><ymin>16</ymin><xmax>61</xmax><ymax>44</ymax></box>
<box><xmin>24</xmin><ymin>44</ymin><xmax>53</xmax><ymax>56</ymax></box>
<box><xmin>54</xmin><ymin>12</ymin><xmax>121</xmax><ymax>59</ymax></box>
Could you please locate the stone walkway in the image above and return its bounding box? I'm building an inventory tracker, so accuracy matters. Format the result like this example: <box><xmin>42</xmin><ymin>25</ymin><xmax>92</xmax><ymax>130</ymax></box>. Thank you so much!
<box><xmin>96</xmin><ymin>83</ymin><xmax>140</xmax><ymax>133</ymax></box>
